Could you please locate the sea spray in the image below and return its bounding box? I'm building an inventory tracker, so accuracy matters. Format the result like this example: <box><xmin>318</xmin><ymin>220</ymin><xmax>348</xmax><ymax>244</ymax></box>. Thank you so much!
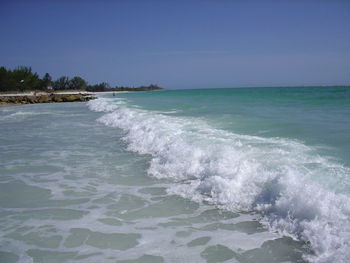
<box><xmin>88</xmin><ymin>97</ymin><xmax>350</xmax><ymax>263</ymax></box>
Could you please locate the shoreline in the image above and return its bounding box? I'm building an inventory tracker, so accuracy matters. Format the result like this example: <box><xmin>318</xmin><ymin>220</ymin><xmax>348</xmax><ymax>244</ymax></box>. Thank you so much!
<box><xmin>0</xmin><ymin>89</ymin><xmax>156</xmax><ymax>105</ymax></box>
<box><xmin>0</xmin><ymin>92</ymin><xmax>97</xmax><ymax>105</ymax></box>
<box><xmin>0</xmin><ymin>90</ymin><xmax>129</xmax><ymax>96</ymax></box>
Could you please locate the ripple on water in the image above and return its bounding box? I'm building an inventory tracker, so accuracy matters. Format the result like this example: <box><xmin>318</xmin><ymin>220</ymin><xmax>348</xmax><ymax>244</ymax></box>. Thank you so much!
<box><xmin>63</xmin><ymin>228</ymin><xmax>141</xmax><ymax>250</ymax></box>
<box><xmin>117</xmin><ymin>254</ymin><xmax>164</xmax><ymax>263</ymax></box>
<box><xmin>0</xmin><ymin>102</ymin><xmax>310</xmax><ymax>263</ymax></box>
<box><xmin>0</xmin><ymin>251</ymin><xmax>19</xmax><ymax>263</ymax></box>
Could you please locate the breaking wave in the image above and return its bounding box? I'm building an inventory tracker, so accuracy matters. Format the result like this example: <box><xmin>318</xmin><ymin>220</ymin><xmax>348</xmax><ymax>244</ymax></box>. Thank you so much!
<box><xmin>88</xmin><ymin>98</ymin><xmax>350</xmax><ymax>263</ymax></box>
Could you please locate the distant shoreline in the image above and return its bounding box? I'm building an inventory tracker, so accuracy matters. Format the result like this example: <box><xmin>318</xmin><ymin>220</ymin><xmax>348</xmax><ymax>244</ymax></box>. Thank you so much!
<box><xmin>0</xmin><ymin>89</ymin><xmax>158</xmax><ymax>105</ymax></box>
<box><xmin>0</xmin><ymin>90</ymin><xmax>128</xmax><ymax>96</ymax></box>
<box><xmin>0</xmin><ymin>92</ymin><xmax>96</xmax><ymax>105</ymax></box>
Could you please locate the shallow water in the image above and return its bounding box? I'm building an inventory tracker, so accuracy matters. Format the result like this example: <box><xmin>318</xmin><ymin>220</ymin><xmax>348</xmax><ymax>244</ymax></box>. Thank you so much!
<box><xmin>1</xmin><ymin>87</ymin><xmax>349</xmax><ymax>263</ymax></box>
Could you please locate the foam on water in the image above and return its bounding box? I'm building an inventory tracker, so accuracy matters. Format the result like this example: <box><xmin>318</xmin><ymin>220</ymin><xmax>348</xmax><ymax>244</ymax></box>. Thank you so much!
<box><xmin>88</xmin><ymin>97</ymin><xmax>350</xmax><ymax>263</ymax></box>
<box><xmin>87</xmin><ymin>97</ymin><xmax>125</xmax><ymax>112</ymax></box>
<box><xmin>0</xmin><ymin>111</ymin><xmax>51</xmax><ymax>121</ymax></box>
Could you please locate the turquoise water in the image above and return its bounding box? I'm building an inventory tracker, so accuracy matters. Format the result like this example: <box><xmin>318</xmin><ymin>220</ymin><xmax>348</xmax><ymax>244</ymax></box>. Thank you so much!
<box><xmin>115</xmin><ymin>87</ymin><xmax>350</xmax><ymax>166</ymax></box>
<box><xmin>0</xmin><ymin>87</ymin><xmax>349</xmax><ymax>263</ymax></box>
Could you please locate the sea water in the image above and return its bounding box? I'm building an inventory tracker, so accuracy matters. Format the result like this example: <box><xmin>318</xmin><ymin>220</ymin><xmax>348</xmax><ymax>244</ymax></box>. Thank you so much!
<box><xmin>0</xmin><ymin>87</ymin><xmax>349</xmax><ymax>263</ymax></box>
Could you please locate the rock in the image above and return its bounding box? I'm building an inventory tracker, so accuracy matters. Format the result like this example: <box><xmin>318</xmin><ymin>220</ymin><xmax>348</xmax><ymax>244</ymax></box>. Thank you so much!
<box><xmin>0</xmin><ymin>93</ymin><xmax>96</xmax><ymax>105</ymax></box>
<box><xmin>36</xmin><ymin>95</ymin><xmax>50</xmax><ymax>103</ymax></box>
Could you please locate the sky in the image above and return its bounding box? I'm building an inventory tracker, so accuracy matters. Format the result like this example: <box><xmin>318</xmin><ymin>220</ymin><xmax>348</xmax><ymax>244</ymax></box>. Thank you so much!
<box><xmin>1</xmin><ymin>0</ymin><xmax>350</xmax><ymax>89</ymax></box>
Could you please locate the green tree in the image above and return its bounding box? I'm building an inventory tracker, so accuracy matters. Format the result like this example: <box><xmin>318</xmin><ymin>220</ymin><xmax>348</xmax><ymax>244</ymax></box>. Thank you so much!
<box><xmin>42</xmin><ymin>73</ymin><xmax>52</xmax><ymax>89</ymax></box>
<box><xmin>86</xmin><ymin>82</ymin><xmax>110</xmax><ymax>92</ymax></box>
<box><xmin>53</xmin><ymin>76</ymin><xmax>69</xmax><ymax>90</ymax></box>
<box><xmin>68</xmin><ymin>76</ymin><xmax>87</xmax><ymax>90</ymax></box>
<box><xmin>11</xmin><ymin>66</ymin><xmax>41</xmax><ymax>91</ymax></box>
<box><xmin>0</xmin><ymin>67</ymin><xmax>9</xmax><ymax>92</ymax></box>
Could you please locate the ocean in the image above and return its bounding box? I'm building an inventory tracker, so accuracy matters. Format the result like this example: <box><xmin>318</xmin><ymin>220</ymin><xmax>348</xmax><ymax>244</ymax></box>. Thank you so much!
<box><xmin>1</xmin><ymin>86</ymin><xmax>350</xmax><ymax>263</ymax></box>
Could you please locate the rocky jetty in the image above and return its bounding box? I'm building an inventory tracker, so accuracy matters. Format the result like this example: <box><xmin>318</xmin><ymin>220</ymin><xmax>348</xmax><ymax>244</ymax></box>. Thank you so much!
<box><xmin>0</xmin><ymin>93</ymin><xmax>96</xmax><ymax>105</ymax></box>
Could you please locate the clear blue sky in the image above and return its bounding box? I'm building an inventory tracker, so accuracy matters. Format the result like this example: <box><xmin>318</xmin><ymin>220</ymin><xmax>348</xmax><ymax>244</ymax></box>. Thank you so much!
<box><xmin>1</xmin><ymin>0</ymin><xmax>350</xmax><ymax>89</ymax></box>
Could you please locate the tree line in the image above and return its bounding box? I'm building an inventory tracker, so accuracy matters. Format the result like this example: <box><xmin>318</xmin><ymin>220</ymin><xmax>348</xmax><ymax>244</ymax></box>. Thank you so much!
<box><xmin>0</xmin><ymin>66</ymin><xmax>163</xmax><ymax>93</ymax></box>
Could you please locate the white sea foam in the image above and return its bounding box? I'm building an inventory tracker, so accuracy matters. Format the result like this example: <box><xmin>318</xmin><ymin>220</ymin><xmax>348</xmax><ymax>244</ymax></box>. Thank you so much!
<box><xmin>87</xmin><ymin>98</ymin><xmax>125</xmax><ymax>112</ymax></box>
<box><xmin>88</xmin><ymin>98</ymin><xmax>350</xmax><ymax>263</ymax></box>
<box><xmin>0</xmin><ymin>111</ymin><xmax>45</xmax><ymax>120</ymax></box>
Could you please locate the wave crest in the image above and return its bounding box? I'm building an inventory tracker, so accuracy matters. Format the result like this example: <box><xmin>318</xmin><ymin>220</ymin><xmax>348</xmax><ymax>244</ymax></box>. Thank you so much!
<box><xmin>88</xmin><ymin>98</ymin><xmax>350</xmax><ymax>263</ymax></box>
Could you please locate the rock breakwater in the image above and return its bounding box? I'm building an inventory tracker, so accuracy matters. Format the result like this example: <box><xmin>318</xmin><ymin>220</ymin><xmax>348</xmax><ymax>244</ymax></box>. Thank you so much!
<box><xmin>0</xmin><ymin>93</ymin><xmax>96</xmax><ymax>105</ymax></box>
